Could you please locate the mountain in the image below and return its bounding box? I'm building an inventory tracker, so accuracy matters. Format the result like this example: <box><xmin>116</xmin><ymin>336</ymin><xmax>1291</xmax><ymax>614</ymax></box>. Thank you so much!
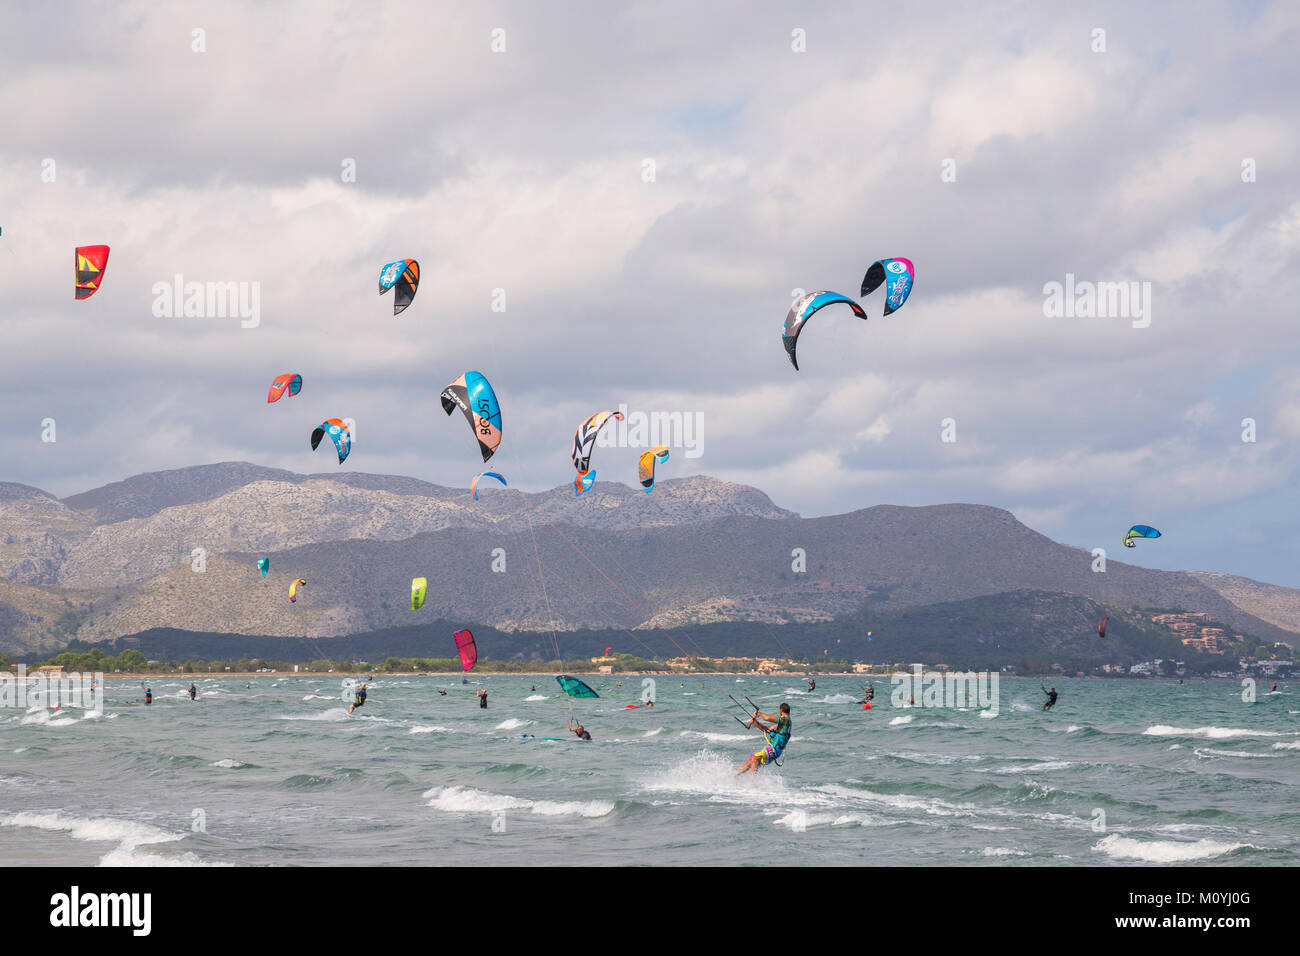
<box><xmin>0</xmin><ymin>461</ymin><xmax>1295</xmax><ymax>657</ymax></box>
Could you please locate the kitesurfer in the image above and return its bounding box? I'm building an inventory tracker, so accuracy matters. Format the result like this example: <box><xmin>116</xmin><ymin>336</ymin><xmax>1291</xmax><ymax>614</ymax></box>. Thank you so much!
<box><xmin>735</xmin><ymin>703</ymin><xmax>792</xmax><ymax>775</ymax></box>
<box><xmin>573</xmin><ymin>724</ymin><xmax>592</xmax><ymax>741</ymax></box>
<box><xmin>1042</xmin><ymin>686</ymin><xmax>1058</xmax><ymax>711</ymax></box>
<box><xmin>478</xmin><ymin>689</ymin><xmax>488</xmax><ymax>709</ymax></box>
<box><xmin>348</xmin><ymin>683</ymin><xmax>367</xmax><ymax>715</ymax></box>
<box><xmin>144</xmin><ymin>687</ymin><xmax>152</xmax><ymax>706</ymax></box>
<box><xmin>1272</xmin><ymin>682</ymin><xmax>1279</xmax><ymax>693</ymax></box>
<box><xmin>437</xmin><ymin>688</ymin><xmax>447</xmax><ymax>696</ymax></box>
<box><xmin>806</xmin><ymin>678</ymin><xmax>816</xmax><ymax>692</ymax></box>
<box><xmin>188</xmin><ymin>683</ymin><xmax>197</xmax><ymax>701</ymax></box>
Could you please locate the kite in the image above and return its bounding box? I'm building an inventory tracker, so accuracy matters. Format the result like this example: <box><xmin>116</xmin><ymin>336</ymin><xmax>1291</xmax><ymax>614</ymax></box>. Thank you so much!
<box><xmin>289</xmin><ymin>578</ymin><xmax>307</xmax><ymax>603</ymax></box>
<box><xmin>556</xmin><ymin>675</ymin><xmax>599</xmax><ymax>699</ymax></box>
<box><xmin>781</xmin><ymin>291</ymin><xmax>866</xmax><ymax>371</ymax></box>
<box><xmin>75</xmin><ymin>245</ymin><xmax>110</xmax><ymax>300</ymax></box>
<box><xmin>1098</xmin><ymin>616</ymin><xmax>1109</xmax><ymax>638</ymax></box>
<box><xmin>378</xmin><ymin>259</ymin><xmax>420</xmax><ymax>315</ymax></box>
<box><xmin>638</xmin><ymin>446</ymin><xmax>669</xmax><ymax>492</ymax></box>
<box><xmin>257</xmin><ymin>557</ymin><xmax>270</xmax><ymax>577</ymax></box>
<box><xmin>571</xmin><ymin>409</ymin><xmax>624</xmax><ymax>495</ymax></box>
<box><xmin>860</xmin><ymin>257</ymin><xmax>914</xmax><ymax>316</ymax></box>
<box><xmin>441</xmin><ymin>372</ymin><xmax>502</xmax><ymax>462</ymax></box>
<box><xmin>454</xmin><ymin>629</ymin><xmax>477</xmax><ymax>671</ymax></box>
<box><xmin>1123</xmin><ymin>525</ymin><xmax>1161</xmax><ymax>549</ymax></box>
<box><xmin>267</xmin><ymin>373</ymin><xmax>302</xmax><ymax>403</ymax></box>
<box><xmin>310</xmin><ymin>418</ymin><xmax>352</xmax><ymax>464</ymax></box>
<box><xmin>470</xmin><ymin>471</ymin><xmax>507</xmax><ymax>500</ymax></box>
<box><xmin>411</xmin><ymin>577</ymin><xmax>427</xmax><ymax>611</ymax></box>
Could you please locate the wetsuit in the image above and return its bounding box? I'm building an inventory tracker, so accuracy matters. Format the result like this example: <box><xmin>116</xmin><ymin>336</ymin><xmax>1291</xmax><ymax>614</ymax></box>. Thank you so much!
<box><xmin>144</xmin><ymin>690</ymin><xmax>152</xmax><ymax>706</ymax></box>
<box><xmin>478</xmin><ymin>691</ymin><xmax>487</xmax><ymax>709</ymax></box>
<box><xmin>353</xmin><ymin>688</ymin><xmax>366</xmax><ymax>709</ymax></box>
<box><xmin>575</xmin><ymin>729</ymin><xmax>592</xmax><ymax>741</ymax></box>
<box><xmin>1043</xmin><ymin>690</ymin><xmax>1057</xmax><ymax>710</ymax></box>
<box><xmin>752</xmin><ymin>713</ymin><xmax>791</xmax><ymax>766</ymax></box>
<box><xmin>188</xmin><ymin>685</ymin><xmax>197</xmax><ymax>700</ymax></box>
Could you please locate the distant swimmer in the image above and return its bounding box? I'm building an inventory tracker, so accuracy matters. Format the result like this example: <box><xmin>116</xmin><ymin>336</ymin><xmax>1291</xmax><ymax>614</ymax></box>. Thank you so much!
<box><xmin>572</xmin><ymin>724</ymin><xmax>592</xmax><ymax>741</ymax></box>
<box><xmin>478</xmin><ymin>689</ymin><xmax>488</xmax><ymax>709</ymax></box>
<box><xmin>1041</xmin><ymin>686</ymin><xmax>1058</xmax><ymax>711</ymax></box>
<box><xmin>188</xmin><ymin>683</ymin><xmax>197</xmax><ymax>701</ymax></box>
<box><xmin>437</xmin><ymin>688</ymin><xmax>447</xmax><ymax>696</ymax></box>
<box><xmin>645</xmin><ymin>699</ymin><xmax>654</xmax><ymax>708</ymax></box>
<box><xmin>348</xmin><ymin>683</ymin><xmax>367</xmax><ymax>715</ymax></box>
<box><xmin>144</xmin><ymin>687</ymin><xmax>153</xmax><ymax>706</ymax></box>
<box><xmin>735</xmin><ymin>703</ymin><xmax>792</xmax><ymax>775</ymax></box>
<box><xmin>530</xmin><ymin>685</ymin><xmax>536</xmax><ymax>693</ymax></box>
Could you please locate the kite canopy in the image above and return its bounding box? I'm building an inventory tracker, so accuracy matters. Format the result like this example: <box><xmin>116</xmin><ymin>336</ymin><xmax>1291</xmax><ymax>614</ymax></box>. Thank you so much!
<box><xmin>411</xmin><ymin>577</ymin><xmax>427</xmax><ymax>611</ymax></box>
<box><xmin>289</xmin><ymin>578</ymin><xmax>307</xmax><ymax>603</ymax></box>
<box><xmin>860</xmin><ymin>257</ymin><xmax>914</xmax><ymax>316</ymax></box>
<box><xmin>311</xmin><ymin>418</ymin><xmax>352</xmax><ymax>464</ymax></box>
<box><xmin>454</xmin><ymin>629</ymin><xmax>477</xmax><ymax>671</ymax></box>
<box><xmin>571</xmin><ymin>409</ymin><xmax>624</xmax><ymax>495</ymax></box>
<box><xmin>257</xmin><ymin>557</ymin><xmax>270</xmax><ymax>577</ymax></box>
<box><xmin>378</xmin><ymin>259</ymin><xmax>420</xmax><ymax>315</ymax></box>
<box><xmin>556</xmin><ymin>675</ymin><xmax>599</xmax><ymax>699</ymax></box>
<box><xmin>441</xmin><ymin>371</ymin><xmax>502</xmax><ymax>462</ymax></box>
<box><xmin>267</xmin><ymin>373</ymin><xmax>302</xmax><ymax>403</ymax></box>
<box><xmin>1098</xmin><ymin>616</ymin><xmax>1109</xmax><ymax>638</ymax></box>
<box><xmin>781</xmin><ymin>291</ymin><xmax>866</xmax><ymax>371</ymax></box>
<box><xmin>75</xmin><ymin>245</ymin><xmax>110</xmax><ymax>300</ymax></box>
<box><xmin>1123</xmin><ymin>525</ymin><xmax>1161</xmax><ymax>548</ymax></box>
<box><xmin>638</xmin><ymin>446</ymin><xmax>669</xmax><ymax>492</ymax></box>
<box><xmin>470</xmin><ymin>471</ymin><xmax>507</xmax><ymax>500</ymax></box>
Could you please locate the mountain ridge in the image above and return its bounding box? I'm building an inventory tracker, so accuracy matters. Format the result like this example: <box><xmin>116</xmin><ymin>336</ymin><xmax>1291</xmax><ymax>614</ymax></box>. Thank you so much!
<box><xmin>1</xmin><ymin>461</ymin><xmax>1295</xmax><ymax>653</ymax></box>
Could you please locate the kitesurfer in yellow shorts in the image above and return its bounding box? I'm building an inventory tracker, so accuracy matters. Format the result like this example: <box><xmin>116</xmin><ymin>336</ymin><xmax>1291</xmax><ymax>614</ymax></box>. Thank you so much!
<box><xmin>735</xmin><ymin>703</ymin><xmax>791</xmax><ymax>774</ymax></box>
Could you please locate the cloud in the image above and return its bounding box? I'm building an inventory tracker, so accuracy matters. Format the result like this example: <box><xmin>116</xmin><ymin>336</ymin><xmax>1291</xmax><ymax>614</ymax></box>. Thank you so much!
<box><xmin>1</xmin><ymin>0</ymin><xmax>1299</xmax><ymax>587</ymax></box>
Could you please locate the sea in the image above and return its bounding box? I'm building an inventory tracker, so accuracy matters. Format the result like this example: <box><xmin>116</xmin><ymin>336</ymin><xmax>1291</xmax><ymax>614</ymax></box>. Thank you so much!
<box><xmin>1</xmin><ymin>675</ymin><xmax>1296</xmax><ymax>866</ymax></box>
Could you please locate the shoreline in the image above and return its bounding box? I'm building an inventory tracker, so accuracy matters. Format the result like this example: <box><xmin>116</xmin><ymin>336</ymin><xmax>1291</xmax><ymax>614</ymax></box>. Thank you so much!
<box><xmin>21</xmin><ymin>671</ymin><xmax>1244</xmax><ymax>682</ymax></box>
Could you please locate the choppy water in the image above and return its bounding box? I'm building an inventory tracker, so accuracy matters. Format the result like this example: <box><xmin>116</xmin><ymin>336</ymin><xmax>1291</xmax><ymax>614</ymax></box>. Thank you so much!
<box><xmin>2</xmin><ymin>676</ymin><xmax>1297</xmax><ymax>866</ymax></box>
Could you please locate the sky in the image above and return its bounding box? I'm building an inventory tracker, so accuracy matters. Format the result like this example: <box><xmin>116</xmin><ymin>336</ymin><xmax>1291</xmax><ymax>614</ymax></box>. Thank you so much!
<box><xmin>1</xmin><ymin>1</ymin><xmax>1299</xmax><ymax>586</ymax></box>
